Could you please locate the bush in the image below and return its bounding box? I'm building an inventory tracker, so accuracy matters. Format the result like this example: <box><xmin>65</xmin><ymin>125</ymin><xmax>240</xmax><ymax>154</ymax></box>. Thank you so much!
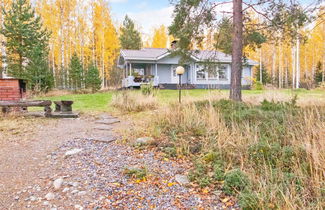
<box><xmin>223</xmin><ymin>169</ymin><xmax>250</xmax><ymax>195</ymax></box>
<box><xmin>317</xmin><ymin>82</ymin><xmax>325</xmax><ymax>90</ymax></box>
<box><xmin>238</xmin><ymin>190</ymin><xmax>260</xmax><ymax>209</ymax></box>
<box><xmin>253</xmin><ymin>81</ymin><xmax>264</xmax><ymax>90</ymax></box>
<box><xmin>111</xmin><ymin>91</ymin><xmax>158</xmax><ymax>112</ymax></box>
<box><xmin>141</xmin><ymin>83</ymin><xmax>157</xmax><ymax>96</ymax></box>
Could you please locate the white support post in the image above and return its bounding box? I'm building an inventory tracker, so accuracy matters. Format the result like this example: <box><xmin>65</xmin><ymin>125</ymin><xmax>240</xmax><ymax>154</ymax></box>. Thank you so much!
<box><xmin>129</xmin><ymin>63</ymin><xmax>132</xmax><ymax>76</ymax></box>
<box><xmin>155</xmin><ymin>63</ymin><xmax>158</xmax><ymax>76</ymax></box>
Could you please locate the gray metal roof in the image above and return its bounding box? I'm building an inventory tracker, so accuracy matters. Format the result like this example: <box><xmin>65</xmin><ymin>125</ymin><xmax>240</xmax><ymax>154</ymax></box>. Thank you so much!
<box><xmin>121</xmin><ymin>48</ymin><xmax>168</xmax><ymax>60</ymax></box>
<box><xmin>120</xmin><ymin>48</ymin><xmax>258</xmax><ymax>65</ymax></box>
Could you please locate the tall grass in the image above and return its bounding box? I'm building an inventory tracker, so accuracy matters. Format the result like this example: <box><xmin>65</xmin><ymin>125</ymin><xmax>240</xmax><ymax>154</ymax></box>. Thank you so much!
<box><xmin>111</xmin><ymin>91</ymin><xmax>158</xmax><ymax>113</ymax></box>
<box><xmin>148</xmin><ymin>97</ymin><xmax>325</xmax><ymax>209</ymax></box>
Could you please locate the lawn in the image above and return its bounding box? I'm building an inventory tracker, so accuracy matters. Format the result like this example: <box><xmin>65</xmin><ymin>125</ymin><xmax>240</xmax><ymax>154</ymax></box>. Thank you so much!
<box><xmin>37</xmin><ymin>89</ymin><xmax>325</xmax><ymax>113</ymax></box>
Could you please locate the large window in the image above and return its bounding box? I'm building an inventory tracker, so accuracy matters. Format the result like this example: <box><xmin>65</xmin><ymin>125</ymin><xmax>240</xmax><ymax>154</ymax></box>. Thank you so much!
<box><xmin>196</xmin><ymin>64</ymin><xmax>228</xmax><ymax>80</ymax></box>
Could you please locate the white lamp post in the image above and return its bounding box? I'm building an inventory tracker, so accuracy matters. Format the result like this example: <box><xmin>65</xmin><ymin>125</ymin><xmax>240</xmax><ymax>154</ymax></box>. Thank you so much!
<box><xmin>176</xmin><ymin>66</ymin><xmax>185</xmax><ymax>103</ymax></box>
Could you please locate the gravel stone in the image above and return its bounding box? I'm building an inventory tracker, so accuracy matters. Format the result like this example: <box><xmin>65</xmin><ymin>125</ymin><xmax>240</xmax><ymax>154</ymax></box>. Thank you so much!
<box><xmin>45</xmin><ymin>192</ymin><xmax>55</xmax><ymax>201</ymax></box>
<box><xmin>65</xmin><ymin>149</ymin><xmax>83</xmax><ymax>156</ymax></box>
<box><xmin>77</xmin><ymin>191</ymin><xmax>87</xmax><ymax>196</ymax></box>
<box><xmin>53</xmin><ymin>178</ymin><xmax>64</xmax><ymax>190</ymax></box>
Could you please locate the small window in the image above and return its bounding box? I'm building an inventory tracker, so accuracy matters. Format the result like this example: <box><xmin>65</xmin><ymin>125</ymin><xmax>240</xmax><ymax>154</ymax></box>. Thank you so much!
<box><xmin>196</xmin><ymin>67</ymin><xmax>206</xmax><ymax>80</ymax></box>
<box><xmin>171</xmin><ymin>65</ymin><xmax>177</xmax><ymax>77</ymax></box>
<box><xmin>218</xmin><ymin>65</ymin><xmax>228</xmax><ymax>80</ymax></box>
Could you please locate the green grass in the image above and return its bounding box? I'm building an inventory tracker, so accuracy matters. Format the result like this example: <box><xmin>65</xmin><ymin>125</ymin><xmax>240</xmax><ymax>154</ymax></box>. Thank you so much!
<box><xmin>36</xmin><ymin>89</ymin><xmax>325</xmax><ymax>113</ymax></box>
<box><xmin>37</xmin><ymin>92</ymin><xmax>114</xmax><ymax>113</ymax></box>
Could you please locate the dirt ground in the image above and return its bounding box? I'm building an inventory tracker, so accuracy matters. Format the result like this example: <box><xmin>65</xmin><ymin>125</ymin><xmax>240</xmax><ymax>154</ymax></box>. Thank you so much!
<box><xmin>0</xmin><ymin>115</ymin><xmax>227</xmax><ymax>210</ymax></box>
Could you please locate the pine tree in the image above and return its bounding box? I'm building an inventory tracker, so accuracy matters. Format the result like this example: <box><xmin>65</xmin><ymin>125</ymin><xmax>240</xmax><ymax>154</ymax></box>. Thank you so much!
<box><xmin>119</xmin><ymin>15</ymin><xmax>142</xmax><ymax>50</ymax></box>
<box><xmin>1</xmin><ymin>0</ymin><xmax>50</xmax><ymax>86</ymax></box>
<box><xmin>85</xmin><ymin>63</ymin><xmax>101</xmax><ymax>93</ymax></box>
<box><xmin>69</xmin><ymin>53</ymin><xmax>84</xmax><ymax>90</ymax></box>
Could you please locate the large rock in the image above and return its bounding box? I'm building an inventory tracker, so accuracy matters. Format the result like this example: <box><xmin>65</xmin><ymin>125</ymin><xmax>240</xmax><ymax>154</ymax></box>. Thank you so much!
<box><xmin>135</xmin><ymin>137</ymin><xmax>154</xmax><ymax>145</ymax></box>
<box><xmin>175</xmin><ymin>174</ymin><xmax>190</xmax><ymax>185</ymax></box>
<box><xmin>65</xmin><ymin>149</ymin><xmax>82</xmax><ymax>156</ymax></box>
<box><xmin>53</xmin><ymin>178</ymin><xmax>64</xmax><ymax>190</ymax></box>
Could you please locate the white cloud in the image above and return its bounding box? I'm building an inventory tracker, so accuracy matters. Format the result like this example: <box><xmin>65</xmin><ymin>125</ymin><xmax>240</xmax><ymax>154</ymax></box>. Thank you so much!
<box><xmin>128</xmin><ymin>6</ymin><xmax>174</xmax><ymax>35</ymax></box>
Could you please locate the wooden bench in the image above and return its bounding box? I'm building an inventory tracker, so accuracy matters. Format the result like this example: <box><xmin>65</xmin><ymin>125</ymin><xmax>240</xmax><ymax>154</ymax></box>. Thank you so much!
<box><xmin>0</xmin><ymin>100</ymin><xmax>52</xmax><ymax>117</ymax></box>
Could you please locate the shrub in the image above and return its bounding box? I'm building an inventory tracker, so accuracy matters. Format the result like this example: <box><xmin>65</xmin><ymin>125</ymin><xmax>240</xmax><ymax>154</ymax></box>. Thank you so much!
<box><xmin>111</xmin><ymin>91</ymin><xmax>158</xmax><ymax>112</ymax></box>
<box><xmin>253</xmin><ymin>81</ymin><xmax>264</xmax><ymax>90</ymax></box>
<box><xmin>162</xmin><ymin>146</ymin><xmax>177</xmax><ymax>158</ymax></box>
<box><xmin>238</xmin><ymin>190</ymin><xmax>260</xmax><ymax>209</ymax></box>
<box><xmin>223</xmin><ymin>169</ymin><xmax>250</xmax><ymax>195</ymax></box>
<box><xmin>140</xmin><ymin>83</ymin><xmax>157</xmax><ymax>96</ymax></box>
<box><xmin>317</xmin><ymin>82</ymin><xmax>325</xmax><ymax>90</ymax></box>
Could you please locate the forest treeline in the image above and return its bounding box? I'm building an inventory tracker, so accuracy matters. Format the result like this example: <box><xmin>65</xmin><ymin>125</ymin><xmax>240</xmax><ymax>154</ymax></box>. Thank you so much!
<box><xmin>0</xmin><ymin>0</ymin><xmax>324</xmax><ymax>92</ymax></box>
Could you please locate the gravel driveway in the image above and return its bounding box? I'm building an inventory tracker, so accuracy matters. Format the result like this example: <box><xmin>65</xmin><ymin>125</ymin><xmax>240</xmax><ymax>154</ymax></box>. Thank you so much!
<box><xmin>0</xmin><ymin>115</ymin><xmax>226</xmax><ymax>209</ymax></box>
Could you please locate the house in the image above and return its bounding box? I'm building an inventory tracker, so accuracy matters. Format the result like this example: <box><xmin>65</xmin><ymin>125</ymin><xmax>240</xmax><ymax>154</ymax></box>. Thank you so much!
<box><xmin>118</xmin><ymin>46</ymin><xmax>258</xmax><ymax>89</ymax></box>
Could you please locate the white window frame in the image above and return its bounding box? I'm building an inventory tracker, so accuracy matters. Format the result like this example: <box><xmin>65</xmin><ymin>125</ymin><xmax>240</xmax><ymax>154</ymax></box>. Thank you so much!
<box><xmin>196</xmin><ymin>64</ymin><xmax>207</xmax><ymax>80</ymax></box>
<box><xmin>217</xmin><ymin>64</ymin><xmax>228</xmax><ymax>81</ymax></box>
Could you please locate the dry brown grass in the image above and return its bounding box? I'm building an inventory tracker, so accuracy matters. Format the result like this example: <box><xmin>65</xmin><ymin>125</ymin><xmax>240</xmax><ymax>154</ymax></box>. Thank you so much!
<box><xmin>137</xmin><ymin>97</ymin><xmax>325</xmax><ymax>209</ymax></box>
<box><xmin>111</xmin><ymin>91</ymin><xmax>158</xmax><ymax>113</ymax></box>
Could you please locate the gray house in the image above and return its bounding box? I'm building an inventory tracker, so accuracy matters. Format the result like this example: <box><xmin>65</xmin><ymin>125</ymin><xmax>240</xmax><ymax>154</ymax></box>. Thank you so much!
<box><xmin>118</xmin><ymin>47</ymin><xmax>258</xmax><ymax>89</ymax></box>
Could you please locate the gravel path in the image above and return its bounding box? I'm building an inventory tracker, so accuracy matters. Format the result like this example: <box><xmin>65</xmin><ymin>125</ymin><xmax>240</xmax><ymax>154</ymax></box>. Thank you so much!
<box><xmin>1</xmin><ymin>114</ymin><xmax>224</xmax><ymax>209</ymax></box>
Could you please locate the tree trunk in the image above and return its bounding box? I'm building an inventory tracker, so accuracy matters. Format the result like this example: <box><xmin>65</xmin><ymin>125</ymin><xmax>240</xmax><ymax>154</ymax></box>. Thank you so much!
<box><xmin>285</xmin><ymin>59</ymin><xmax>288</xmax><ymax>88</ymax></box>
<box><xmin>271</xmin><ymin>45</ymin><xmax>276</xmax><ymax>85</ymax></box>
<box><xmin>230</xmin><ymin>0</ymin><xmax>243</xmax><ymax>101</ymax></box>
<box><xmin>292</xmin><ymin>45</ymin><xmax>296</xmax><ymax>89</ymax></box>
<box><xmin>259</xmin><ymin>48</ymin><xmax>262</xmax><ymax>83</ymax></box>
<box><xmin>0</xmin><ymin>1</ymin><xmax>3</xmax><ymax>79</ymax></box>
<box><xmin>295</xmin><ymin>38</ymin><xmax>300</xmax><ymax>89</ymax></box>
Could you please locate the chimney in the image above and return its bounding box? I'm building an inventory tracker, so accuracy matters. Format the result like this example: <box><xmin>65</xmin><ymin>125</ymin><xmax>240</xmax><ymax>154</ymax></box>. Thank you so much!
<box><xmin>171</xmin><ymin>40</ymin><xmax>178</xmax><ymax>50</ymax></box>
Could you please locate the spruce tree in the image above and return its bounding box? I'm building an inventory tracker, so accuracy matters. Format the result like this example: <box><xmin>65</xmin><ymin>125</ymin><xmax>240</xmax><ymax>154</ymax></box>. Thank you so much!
<box><xmin>69</xmin><ymin>53</ymin><xmax>84</xmax><ymax>90</ymax></box>
<box><xmin>85</xmin><ymin>64</ymin><xmax>101</xmax><ymax>93</ymax></box>
<box><xmin>254</xmin><ymin>64</ymin><xmax>270</xmax><ymax>85</ymax></box>
<box><xmin>26</xmin><ymin>44</ymin><xmax>54</xmax><ymax>92</ymax></box>
<box><xmin>119</xmin><ymin>15</ymin><xmax>142</xmax><ymax>50</ymax></box>
<box><xmin>1</xmin><ymin>0</ymin><xmax>50</xmax><ymax>91</ymax></box>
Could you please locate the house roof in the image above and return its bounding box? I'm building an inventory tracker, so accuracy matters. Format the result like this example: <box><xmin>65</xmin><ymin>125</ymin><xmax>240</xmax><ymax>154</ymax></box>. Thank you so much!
<box><xmin>121</xmin><ymin>48</ymin><xmax>169</xmax><ymax>60</ymax></box>
<box><xmin>120</xmin><ymin>48</ymin><xmax>258</xmax><ymax>65</ymax></box>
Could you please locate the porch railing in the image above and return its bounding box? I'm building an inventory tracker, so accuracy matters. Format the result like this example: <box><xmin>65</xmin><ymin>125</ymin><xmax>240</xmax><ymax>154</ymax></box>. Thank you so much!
<box><xmin>122</xmin><ymin>75</ymin><xmax>159</xmax><ymax>88</ymax></box>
